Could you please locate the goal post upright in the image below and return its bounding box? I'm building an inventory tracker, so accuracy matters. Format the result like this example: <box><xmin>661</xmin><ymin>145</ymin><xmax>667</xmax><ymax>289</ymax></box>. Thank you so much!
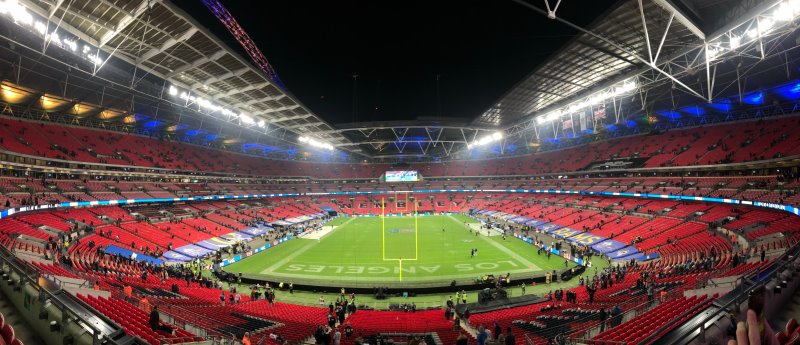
<box><xmin>414</xmin><ymin>199</ymin><xmax>419</xmax><ymax>260</ymax></box>
<box><xmin>382</xmin><ymin>197</ymin><xmax>385</xmax><ymax>260</ymax></box>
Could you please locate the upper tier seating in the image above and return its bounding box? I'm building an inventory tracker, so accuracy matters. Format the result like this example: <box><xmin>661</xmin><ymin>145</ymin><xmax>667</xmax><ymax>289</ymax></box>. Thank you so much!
<box><xmin>1</xmin><ymin>115</ymin><xmax>800</xmax><ymax>179</ymax></box>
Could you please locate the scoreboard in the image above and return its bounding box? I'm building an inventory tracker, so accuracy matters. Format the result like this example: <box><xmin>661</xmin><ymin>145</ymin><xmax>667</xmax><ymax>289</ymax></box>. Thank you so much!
<box><xmin>385</xmin><ymin>170</ymin><xmax>419</xmax><ymax>182</ymax></box>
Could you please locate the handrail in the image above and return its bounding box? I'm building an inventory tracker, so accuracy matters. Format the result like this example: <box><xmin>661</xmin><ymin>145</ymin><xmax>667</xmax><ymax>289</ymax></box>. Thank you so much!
<box><xmin>568</xmin><ymin>287</ymin><xmax>685</xmax><ymax>342</ymax></box>
<box><xmin>635</xmin><ymin>295</ymin><xmax>714</xmax><ymax>345</ymax></box>
<box><xmin>646</xmin><ymin>243</ymin><xmax>800</xmax><ymax>345</ymax></box>
<box><xmin>157</xmin><ymin>335</ymin><xmax>213</xmax><ymax>345</ymax></box>
<box><xmin>0</xmin><ymin>245</ymin><xmax>128</xmax><ymax>343</ymax></box>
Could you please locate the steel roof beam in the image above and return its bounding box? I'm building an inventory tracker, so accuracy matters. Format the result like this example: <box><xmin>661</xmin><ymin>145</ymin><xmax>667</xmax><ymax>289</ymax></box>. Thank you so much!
<box><xmin>47</xmin><ymin>0</ymin><xmax>65</xmax><ymax>18</ymax></box>
<box><xmin>190</xmin><ymin>67</ymin><xmax>248</xmax><ymax>89</ymax></box>
<box><xmin>242</xmin><ymin>95</ymin><xmax>286</xmax><ymax>106</ymax></box>
<box><xmin>215</xmin><ymin>81</ymin><xmax>269</xmax><ymax>98</ymax></box>
<box><xmin>98</xmin><ymin>0</ymin><xmax>154</xmax><ymax>47</ymax></box>
<box><xmin>270</xmin><ymin>114</ymin><xmax>313</xmax><ymax>123</ymax></box>
<box><xmin>137</xmin><ymin>27</ymin><xmax>197</xmax><ymax>63</ymax></box>
<box><xmin>166</xmin><ymin>50</ymin><xmax>227</xmax><ymax>78</ymax></box>
<box><xmin>651</xmin><ymin>0</ymin><xmax>705</xmax><ymax>40</ymax></box>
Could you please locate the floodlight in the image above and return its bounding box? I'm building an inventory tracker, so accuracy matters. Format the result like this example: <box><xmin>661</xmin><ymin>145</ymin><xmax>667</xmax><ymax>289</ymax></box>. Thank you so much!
<box><xmin>240</xmin><ymin>114</ymin><xmax>254</xmax><ymax>124</ymax></box>
<box><xmin>88</xmin><ymin>54</ymin><xmax>102</xmax><ymax>65</ymax></box>
<box><xmin>790</xmin><ymin>0</ymin><xmax>800</xmax><ymax>12</ymax></box>
<box><xmin>168</xmin><ymin>86</ymin><xmax>178</xmax><ymax>96</ymax></box>
<box><xmin>706</xmin><ymin>48</ymin><xmax>719</xmax><ymax>60</ymax></box>
<box><xmin>729</xmin><ymin>36</ymin><xmax>741</xmax><ymax>50</ymax></box>
<box><xmin>774</xmin><ymin>3</ymin><xmax>795</xmax><ymax>21</ymax></box>
<box><xmin>467</xmin><ymin>131</ymin><xmax>504</xmax><ymax>149</ymax></box>
<box><xmin>759</xmin><ymin>18</ymin><xmax>774</xmax><ymax>34</ymax></box>
<box><xmin>2</xmin><ymin>1</ymin><xmax>33</xmax><ymax>26</ymax></box>
<box><xmin>545</xmin><ymin>111</ymin><xmax>561</xmax><ymax>122</ymax></box>
<box><xmin>64</xmin><ymin>39</ymin><xmax>77</xmax><ymax>51</ymax></box>
<box><xmin>298</xmin><ymin>136</ymin><xmax>334</xmax><ymax>150</ymax></box>
<box><xmin>33</xmin><ymin>21</ymin><xmax>45</xmax><ymax>35</ymax></box>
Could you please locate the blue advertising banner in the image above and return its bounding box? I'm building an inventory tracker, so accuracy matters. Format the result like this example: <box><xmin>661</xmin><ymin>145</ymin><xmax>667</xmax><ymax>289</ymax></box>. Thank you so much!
<box><xmin>606</xmin><ymin>247</ymin><xmax>642</xmax><ymax>260</ymax></box>
<box><xmin>163</xmin><ymin>250</ymin><xmax>193</xmax><ymax>262</ymax></box>
<box><xmin>525</xmin><ymin>219</ymin><xmax>545</xmax><ymax>227</ymax></box>
<box><xmin>536</xmin><ymin>223</ymin><xmax>563</xmax><ymax>232</ymax></box>
<box><xmin>564</xmin><ymin>232</ymin><xmax>608</xmax><ymax>247</ymax></box>
<box><xmin>590</xmin><ymin>239</ymin><xmax>629</xmax><ymax>253</ymax></box>
<box><xmin>173</xmin><ymin>244</ymin><xmax>213</xmax><ymax>258</ymax></box>
<box><xmin>104</xmin><ymin>245</ymin><xmax>164</xmax><ymax>265</ymax></box>
<box><xmin>547</xmin><ymin>227</ymin><xmax>582</xmax><ymax>239</ymax></box>
<box><xmin>221</xmin><ymin>232</ymin><xmax>253</xmax><ymax>241</ymax></box>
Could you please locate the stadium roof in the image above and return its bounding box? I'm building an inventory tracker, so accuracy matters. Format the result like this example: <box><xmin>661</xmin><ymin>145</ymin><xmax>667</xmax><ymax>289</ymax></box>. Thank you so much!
<box><xmin>474</xmin><ymin>0</ymin><xmax>731</xmax><ymax>127</ymax></box>
<box><xmin>1</xmin><ymin>0</ymin><xmax>797</xmax><ymax>162</ymax></box>
<box><xmin>14</xmin><ymin>0</ymin><xmax>362</xmax><ymax>154</ymax></box>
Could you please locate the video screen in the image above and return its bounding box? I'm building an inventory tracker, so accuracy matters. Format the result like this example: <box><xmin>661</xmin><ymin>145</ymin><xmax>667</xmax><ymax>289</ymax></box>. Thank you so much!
<box><xmin>385</xmin><ymin>170</ymin><xmax>419</xmax><ymax>182</ymax></box>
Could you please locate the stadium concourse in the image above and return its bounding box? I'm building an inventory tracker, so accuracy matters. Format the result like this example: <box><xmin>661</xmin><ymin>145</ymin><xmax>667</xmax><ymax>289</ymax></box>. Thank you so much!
<box><xmin>1</xmin><ymin>0</ymin><xmax>800</xmax><ymax>345</ymax></box>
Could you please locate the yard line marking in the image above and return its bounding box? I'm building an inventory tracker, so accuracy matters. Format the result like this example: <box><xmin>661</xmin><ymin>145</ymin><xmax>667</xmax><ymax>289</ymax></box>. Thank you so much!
<box><xmin>262</xmin><ymin>217</ymin><xmax>355</xmax><ymax>274</ymax></box>
<box><xmin>446</xmin><ymin>215</ymin><xmax>539</xmax><ymax>271</ymax></box>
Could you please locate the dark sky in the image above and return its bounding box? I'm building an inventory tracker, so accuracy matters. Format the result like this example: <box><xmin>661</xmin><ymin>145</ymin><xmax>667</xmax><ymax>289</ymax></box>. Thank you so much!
<box><xmin>175</xmin><ymin>0</ymin><xmax>619</xmax><ymax>125</ymax></box>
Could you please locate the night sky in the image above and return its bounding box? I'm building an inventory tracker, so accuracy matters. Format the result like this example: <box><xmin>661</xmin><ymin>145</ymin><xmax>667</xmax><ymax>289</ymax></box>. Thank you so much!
<box><xmin>175</xmin><ymin>0</ymin><xmax>619</xmax><ymax>125</ymax></box>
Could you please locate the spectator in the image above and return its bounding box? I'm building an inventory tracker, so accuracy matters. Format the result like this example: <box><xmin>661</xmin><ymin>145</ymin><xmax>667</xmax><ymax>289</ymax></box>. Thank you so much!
<box><xmin>242</xmin><ymin>332</ymin><xmax>252</xmax><ymax>345</ymax></box>
<box><xmin>456</xmin><ymin>332</ymin><xmax>468</xmax><ymax>345</ymax></box>
<box><xmin>148</xmin><ymin>306</ymin><xmax>173</xmax><ymax>334</ymax></box>
<box><xmin>611</xmin><ymin>305</ymin><xmax>623</xmax><ymax>327</ymax></box>
<box><xmin>139</xmin><ymin>296</ymin><xmax>150</xmax><ymax>313</ymax></box>
<box><xmin>344</xmin><ymin>323</ymin><xmax>353</xmax><ymax>338</ymax></box>
<box><xmin>505</xmin><ymin>327</ymin><xmax>515</xmax><ymax>345</ymax></box>
<box><xmin>599</xmin><ymin>308</ymin><xmax>607</xmax><ymax>332</ymax></box>
<box><xmin>477</xmin><ymin>326</ymin><xmax>488</xmax><ymax>345</ymax></box>
<box><xmin>333</xmin><ymin>328</ymin><xmax>341</xmax><ymax>345</ymax></box>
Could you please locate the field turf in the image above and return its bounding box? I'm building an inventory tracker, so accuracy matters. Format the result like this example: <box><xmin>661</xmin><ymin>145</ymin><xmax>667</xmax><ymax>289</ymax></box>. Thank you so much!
<box><xmin>223</xmin><ymin>214</ymin><xmax>573</xmax><ymax>285</ymax></box>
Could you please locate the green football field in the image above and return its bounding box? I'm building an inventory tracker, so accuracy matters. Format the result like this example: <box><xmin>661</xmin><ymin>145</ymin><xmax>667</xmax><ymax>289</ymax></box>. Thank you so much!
<box><xmin>223</xmin><ymin>214</ymin><xmax>574</xmax><ymax>286</ymax></box>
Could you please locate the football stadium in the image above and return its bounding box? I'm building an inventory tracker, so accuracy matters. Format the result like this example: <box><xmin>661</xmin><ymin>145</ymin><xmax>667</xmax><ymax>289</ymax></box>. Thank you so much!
<box><xmin>0</xmin><ymin>0</ymin><xmax>799</xmax><ymax>345</ymax></box>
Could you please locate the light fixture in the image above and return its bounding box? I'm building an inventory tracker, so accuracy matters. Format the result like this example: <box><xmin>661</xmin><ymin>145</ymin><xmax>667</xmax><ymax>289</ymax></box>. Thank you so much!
<box><xmin>33</xmin><ymin>21</ymin><xmax>45</xmax><ymax>35</ymax></box>
<box><xmin>729</xmin><ymin>36</ymin><xmax>741</xmax><ymax>50</ymax></box>
<box><xmin>298</xmin><ymin>136</ymin><xmax>334</xmax><ymax>150</ymax></box>
<box><xmin>175</xmin><ymin>86</ymin><xmax>242</xmax><ymax>119</ymax></box>
<box><xmin>536</xmin><ymin>79</ymin><xmax>636</xmax><ymax>125</ymax></box>
<box><xmin>467</xmin><ymin>131</ymin><xmax>504</xmax><ymax>149</ymax></box>
<box><xmin>775</xmin><ymin>3</ymin><xmax>793</xmax><ymax>21</ymax></box>
<box><xmin>759</xmin><ymin>18</ymin><xmax>775</xmax><ymax>34</ymax></box>
<box><xmin>706</xmin><ymin>47</ymin><xmax>720</xmax><ymax>60</ymax></box>
<box><xmin>790</xmin><ymin>0</ymin><xmax>800</xmax><ymax>13</ymax></box>
<box><xmin>0</xmin><ymin>1</ymin><xmax>100</xmax><ymax>64</ymax></box>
